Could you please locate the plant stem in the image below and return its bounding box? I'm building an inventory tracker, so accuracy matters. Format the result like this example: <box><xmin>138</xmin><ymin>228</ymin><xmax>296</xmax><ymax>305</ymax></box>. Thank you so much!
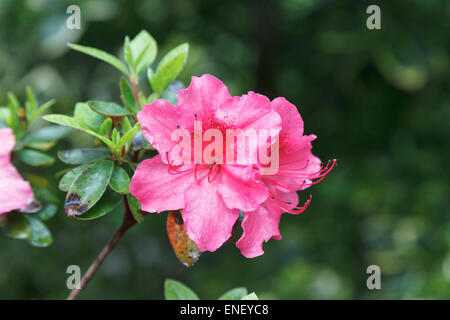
<box><xmin>67</xmin><ymin>196</ymin><xmax>137</xmax><ymax>300</ymax></box>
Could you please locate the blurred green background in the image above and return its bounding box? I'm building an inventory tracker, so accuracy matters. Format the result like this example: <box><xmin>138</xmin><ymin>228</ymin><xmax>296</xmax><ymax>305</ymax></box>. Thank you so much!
<box><xmin>1</xmin><ymin>0</ymin><xmax>449</xmax><ymax>299</ymax></box>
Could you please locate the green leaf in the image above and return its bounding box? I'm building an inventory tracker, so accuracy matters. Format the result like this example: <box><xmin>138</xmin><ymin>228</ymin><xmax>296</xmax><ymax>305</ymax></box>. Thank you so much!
<box><xmin>149</xmin><ymin>43</ymin><xmax>189</xmax><ymax>94</ymax></box>
<box><xmin>218</xmin><ymin>287</ymin><xmax>249</xmax><ymax>300</ymax></box>
<box><xmin>75</xmin><ymin>189</ymin><xmax>122</xmax><ymax>220</ymax></box>
<box><xmin>109</xmin><ymin>166</ymin><xmax>131</xmax><ymax>194</ymax></box>
<box><xmin>65</xmin><ymin>160</ymin><xmax>114</xmax><ymax>217</ymax></box>
<box><xmin>129</xmin><ymin>30</ymin><xmax>157</xmax><ymax>75</ymax></box>
<box><xmin>117</xmin><ymin>123</ymin><xmax>140</xmax><ymax>152</ymax></box>
<box><xmin>241</xmin><ymin>292</ymin><xmax>259</xmax><ymax>300</ymax></box>
<box><xmin>122</xmin><ymin>116</ymin><xmax>132</xmax><ymax>134</ymax></box>
<box><xmin>120</xmin><ymin>77</ymin><xmax>139</xmax><ymax>113</ymax></box>
<box><xmin>123</xmin><ymin>36</ymin><xmax>133</xmax><ymax>67</ymax></box>
<box><xmin>24</xmin><ymin>125</ymin><xmax>71</xmax><ymax>144</ymax></box>
<box><xmin>68</xmin><ymin>43</ymin><xmax>129</xmax><ymax>76</ymax></box>
<box><xmin>100</xmin><ymin>118</ymin><xmax>113</xmax><ymax>137</ymax></box>
<box><xmin>164</xmin><ymin>279</ymin><xmax>199</xmax><ymax>300</ymax></box>
<box><xmin>74</xmin><ymin>102</ymin><xmax>105</xmax><ymax>132</ymax></box>
<box><xmin>57</xmin><ymin>148</ymin><xmax>110</xmax><ymax>165</ymax></box>
<box><xmin>7</xmin><ymin>92</ymin><xmax>19</xmax><ymax>130</ymax></box>
<box><xmin>111</xmin><ymin>128</ymin><xmax>120</xmax><ymax>145</ymax></box>
<box><xmin>29</xmin><ymin>99</ymin><xmax>55</xmax><ymax>123</ymax></box>
<box><xmin>88</xmin><ymin>101</ymin><xmax>132</xmax><ymax>117</ymax></box>
<box><xmin>17</xmin><ymin>149</ymin><xmax>55</xmax><ymax>166</ymax></box>
<box><xmin>59</xmin><ymin>164</ymin><xmax>91</xmax><ymax>192</ymax></box>
<box><xmin>26</xmin><ymin>216</ymin><xmax>53</xmax><ymax>247</ymax></box>
<box><xmin>3</xmin><ymin>213</ymin><xmax>31</xmax><ymax>240</ymax></box>
<box><xmin>36</xmin><ymin>204</ymin><xmax>58</xmax><ymax>221</ymax></box>
<box><xmin>43</xmin><ymin>114</ymin><xmax>116</xmax><ymax>150</ymax></box>
<box><xmin>25</xmin><ymin>86</ymin><xmax>37</xmax><ymax>122</ymax></box>
<box><xmin>127</xmin><ymin>194</ymin><xmax>144</xmax><ymax>223</ymax></box>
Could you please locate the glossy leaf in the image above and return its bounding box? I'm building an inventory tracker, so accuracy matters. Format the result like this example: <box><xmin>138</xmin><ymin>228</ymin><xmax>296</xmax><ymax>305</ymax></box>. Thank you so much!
<box><xmin>74</xmin><ymin>102</ymin><xmax>105</xmax><ymax>132</ymax></box>
<box><xmin>26</xmin><ymin>216</ymin><xmax>52</xmax><ymax>247</ymax></box>
<box><xmin>88</xmin><ymin>101</ymin><xmax>132</xmax><ymax>117</ymax></box>
<box><xmin>43</xmin><ymin>114</ymin><xmax>116</xmax><ymax>150</ymax></box>
<box><xmin>75</xmin><ymin>189</ymin><xmax>122</xmax><ymax>220</ymax></box>
<box><xmin>109</xmin><ymin>166</ymin><xmax>130</xmax><ymax>194</ymax></box>
<box><xmin>117</xmin><ymin>123</ymin><xmax>140</xmax><ymax>152</ymax></box>
<box><xmin>127</xmin><ymin>194</ymin><xmax>144</xmax><ymax>223</ymax></box>
<box><xmin>57</xmin><ymin>148</ymin><xmax>109</xmax><ymax>165</ymax></box>
<box><xmin>149</xmin><ymin>43</ymin><xmax>188</xmax><ymax>94</ymax></box>
<box><xmin>129</xmin><ymin>30</ymin><xmax>157</xmax><ymax>75</ymax></box>
<box><xmin>99</xmin><ymin>118</ymin><xmax>113</xmax><ymax>137</ymax></box>
<box><xmin>164</xmin><ymin>279</ymin><xmax>199</xmax><ymax>300</ymax></box>
<box><xmin>24</xmin><ymin>125</ymin><xmax>71</xmax><ymax>144</ymax></box>
<box><xmin>68</xmin><ymin>43</ymin><xmax>129</xmax><ymax>76</ymax></box>
<box><xmin>65</xmin><ymin>160</ymin><xmax>114</xmax><ymax>217</ymax></box>
<box><xmin>120</xmin><ymin>77</ymin><xmax>139</xmax><ymax>113</ymax></box>
<box><xmin>17</xmin><ymin>149</ymin><xmax>55</xmax><ymax>166</ymax></box>
<box><xmin>36</xmin><ymin>204</ymin><xmax>58</xmax><ymax>221</ymax></box>
<box><xmin>167</xmin><ymin>210</ymin><xmax>201</xmax><ymax>267</ymax></box>
<box><xmin>58</xmin><ymin>164</ymin><xmax>91</xmax><ymax>191</ymax></box>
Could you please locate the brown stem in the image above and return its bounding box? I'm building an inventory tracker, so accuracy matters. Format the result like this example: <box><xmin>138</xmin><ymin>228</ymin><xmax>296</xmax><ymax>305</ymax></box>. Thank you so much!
<box><xmin>66</xmin><ymin>196</ymin><xmax>137</xmax><ymax>300</ymax></box>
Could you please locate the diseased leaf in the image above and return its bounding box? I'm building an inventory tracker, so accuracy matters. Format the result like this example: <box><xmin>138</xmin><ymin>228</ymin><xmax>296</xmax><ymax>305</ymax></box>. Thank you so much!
<box><xmin>57</xmin><ymin>148</ymin><xmax>110</xmax><ymax>165</ymax></box>
<box><xmin>17</xmin><ymin>149</ymin><xmax>55</xmax><ymax>166</ymax></box>
<box><xmin>167</xmin><ymin>210</ymin><xmax>201</xmax><ymax>267</ymax></box>
<box><xmin>75</xmin><ymin>189</ymin><xmax>122</xmax><ymax>220</ymax></box>
<box><xmin>68</xmin><ymin>43</ymin><xmax>129</xmax><ymax>76</ymax></box>
<box><xmin>164</xmin><ymin>279</ymin><xmax>199</xmax><ymax>300</ymax></box>
<box><xmin>65</xmin><ymin>160</ymin><xmax>114</xmax><ymax>217</ymax></box>
<box><xmin>109</xmin><ymin>166</ymin><xmax>130</xmax><ymax>194</ymax></box>
<box><xmin>88</xmin><ymin>101</ymin><xmax>132</xmax><ymax>117</ymax></box>
<box><xmin>58</xmin><ymin>164</ymin><xmax>91</xmax><ymax>192</ymax></box>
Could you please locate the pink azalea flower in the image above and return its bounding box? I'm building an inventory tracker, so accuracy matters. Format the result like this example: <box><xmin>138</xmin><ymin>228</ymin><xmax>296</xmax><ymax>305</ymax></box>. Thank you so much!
<box><xmin>130</xmin><ymin>74</ymin><xmax>282</xmax><ymax>252</ymax></box>
<box><xmin>0</xmin><ymin>128</ymin><xmax>34</xmax><ymax>215</ymax></box>
<box><xmin>130</xmin><ymin>74</ymin><xmax>334</xmax><ymax>257</ymax></box>
<box><xmin>236</xmin><ymin>98</ymin><xmax>336</xmax><ymax>258</ymax></box>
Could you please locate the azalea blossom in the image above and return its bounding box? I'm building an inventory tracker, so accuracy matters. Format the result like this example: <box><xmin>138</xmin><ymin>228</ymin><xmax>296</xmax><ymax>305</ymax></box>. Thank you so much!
<box><xmin>0</xmin><ymin>128</ymin><xmax>34</xmax><ymax>215</ymax></box>
<box><xmin>236</xmin><ymin>98</ymin><xmax>336</xmax><ymax>258</ymax></box>
<box><xmin>130</xmin><ymin>74</ymin><xmax>334</xmax><ymax>257</ymax></box>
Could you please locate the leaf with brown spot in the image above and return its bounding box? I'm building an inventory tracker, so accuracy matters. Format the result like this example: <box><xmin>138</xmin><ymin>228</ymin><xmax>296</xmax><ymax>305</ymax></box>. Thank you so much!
<box><xmin>167</xmin><ymin>210</ymin><xmax>201</xmax><ymax>267</ymax></box>
<box><xmin>65</xmin><ymin>160</ymin><xmax>114</xmax><ymax>217</ymax></box>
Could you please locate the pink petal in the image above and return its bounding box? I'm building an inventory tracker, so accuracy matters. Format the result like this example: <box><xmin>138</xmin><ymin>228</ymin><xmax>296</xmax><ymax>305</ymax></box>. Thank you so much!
<box><xmin>183</xmin><ymin>178</ymin><xmax>240</xmax><ymax>252</ymax></box>
<box><xmin>0</xmin><ymin>163</ymin><xmax>34</xmax><ymax>215</ymax></box>
<box><xmin>218</xmin><ymin>164</ymin><xmax>268</xmax><ymax>212</ymax></box>
<box><xmin>215</xmin><ymin>91</ymin><xmax>281</xmax><ymax>133</ymax></box>
<box><xmin>129</xmin><ymin>155</ymin><xmax>207</xmax><ymax>213</ymax></box>
<box><xmin>137</xmin><ymin>99</ymin><xmax>182</xmax><ymax>159</ymax></box>
<box><xmin>177</xmin><ymin>74</ymin><xmax>232</xmax><ymax>129</ymax></box>
<box><xmin>0</xmin><ymin>128</ymin><xmax>15</xmax><ymax>159</ymax></box>
<box><xmin>236</xmin><ymin>190</ymin><xmax>298</xmax><ymax>258</ymax></box>
<box><xmin>271</xmin><ymin>97</ymin><xmax>304</xmax><ymax>141</ymax></box>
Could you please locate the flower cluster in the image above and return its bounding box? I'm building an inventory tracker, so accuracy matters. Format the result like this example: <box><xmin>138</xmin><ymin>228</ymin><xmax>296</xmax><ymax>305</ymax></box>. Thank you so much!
<box><xmin>130</xmin><ymin>74</ymin><xmax>335</xmax><ymax>258</ymax></box>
